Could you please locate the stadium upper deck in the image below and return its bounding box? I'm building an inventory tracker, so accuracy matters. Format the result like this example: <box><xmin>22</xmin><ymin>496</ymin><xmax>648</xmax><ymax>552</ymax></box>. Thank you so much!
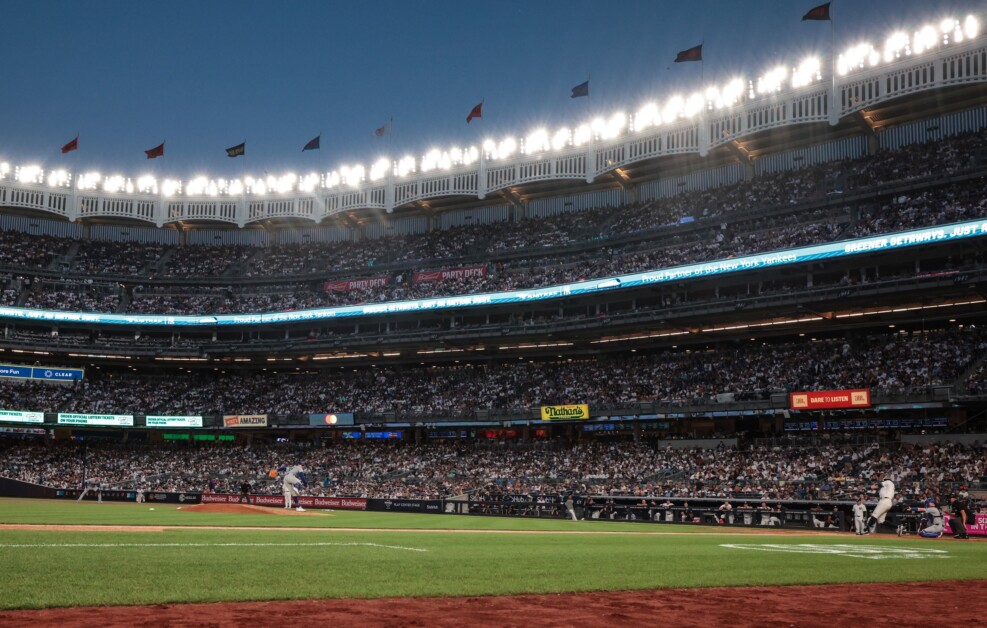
<box><xmin>1</xmin><ymin>12</ymin><xmax>986</xmax><ymax>231</ymax></box>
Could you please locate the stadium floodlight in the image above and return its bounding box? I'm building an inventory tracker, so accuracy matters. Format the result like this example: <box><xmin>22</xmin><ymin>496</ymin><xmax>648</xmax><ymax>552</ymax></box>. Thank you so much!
<box><xmin>573</xmin><ymin>124</ymin><xmax>592</xmax><ymax>146</ymax></box>
<box><xmin>186</xmin><ymin>176</ymin><xmax>208</xmax><ymax>196</ymax></box>
<box><xmin>965</xmin><ymin>15</ymin><xmax>979</xmax><ymax>39</ymax></box>
<box><xmin>791</xmin><ymin>57</ymin><xmax>821</xmax><ymax>89</ymax></box>
<box><xmin>551</xmin><ymin>127</ymin><xmax>571</xmax><ymax>150</ymax></box>
<box><xmin>756</xmin><ymin>66</ymin><xmax>788</xmax><ymax>95</ymax></box>
<box><xmin>341</xmin><ymin>164</ymin><xmax>364</xmax><ymax>187</ymax></box>
<box><xmin>523</xmin><ymin>128</ymin><xmax>549</xmax><ymax>154</ymax></box>
<box><xmin>662</xmin><ymin>95</ymin><xmax>684</xmax><ymax>123</ymax></box>
<box><xmin>683</xmin><ymin>93</ymin><xmax>704</xmax><ymax>118</ymax></box>
<box><xmin>603</xmin><ymin>112</ymin><xmax>626</xmax><ymax>138</ymax></box>
<box><xmin>720</xmin><ymin>78</ymin><xmax>745</xmax><ymax>107</ymax></box>
<box><xmin>298</xmin><ymin>172</ymin><xmax>318</xmax><ymax>192</ymax></box>
<box><xmin>913</xmin><ymin>24</ymin><xmax>937</xmax><ymax>54</ymax></box>
<box><xmin>76</xmin><ymin>171</ymin><xmax>100</xmax><ymax>190</ymax></box>
<box><xmin>884</xmin><ymin>31</ymin><xmax>909</xmax><ymax>62</ymax></box>
<box><xmin>47</xmin><ymin>169</ymin><xmax>69</xmax><ymax>188</ymax></box>
<box><xmin>276</xmin><ymin>173</ymin><xmax>296</xmax><ymax>193</ymax></box>
<box><xmin>15</xmin><ymin>164</ymin><xmax>43</xmax><ymax>184</ymax></box>
<box><xmin>0</xmin><ymin>162</ymin><xmax>9</xmax><ymax>177</ymax></box>
<box><xmin>228</xmin><ymin>178</ymin><xmax>244</xmax><ymax>195</ymax></box>
<box><xmin>370</xmin><ymin>158</ymin><xmax>390</xmax><ymax>181</ymax></box>
<box><xmin>421</xmin><ymin>149</ymin><xmax>441</xmax><ymax>172</ymax></box>
<box><xmin>325</xmin><ymin>171</ymin><xmax>340</xmax><ymax>188</ymax></box>
<box><xmin>463</xmin><ymin>146</ymin><xmax>479</xmax><ymax>164</ymax></box>
<box><xmin>397</xmin><ymin>155</ymin><xmax>415</xmax><ymax>177</ymax></box>
<box><xmin>633</xmin><ymin>103</ymin><xmax>660</xmax><ymax>131</ymax></box>
<box><xmin>161</xmin><ymin>179</ymin><xmax>180</xmax><ymax>196</ymax></box>
<box><xmin>207</xmin><ymin>180</ymin><xmax>220</xmax><ymax>196</ymax></box>
<box><xmin>482</xmin><ymin>139</ymin><xmax>497</xmax><ymax>158</ymax></box>
<box><xmin>103</xmin><ymin>175</ymin><xmax>125</xmax><ymax>193</ymax></box>
<box><xmin>942</xmin><ymin>18</ymin><xmax>958</xmax><ymax>34</ymax></box>
<box><xmin>125</xmin><ymin>179</ymin><xmax>134</xmax><ymax>194</ymax></box>
<box><xmin>136</xmin><ymin>175</ymin><xmax>157</xmax><ymax>194</ymax></box>
<box><xmin>253</xmin><ymin>178</ymin><xmax>268</xmax><ymax>195</ymax></box>
<box><xmin>497</xmin><ymin>137</ymin><xmax>517</xmax><ymax>159</ymax></box>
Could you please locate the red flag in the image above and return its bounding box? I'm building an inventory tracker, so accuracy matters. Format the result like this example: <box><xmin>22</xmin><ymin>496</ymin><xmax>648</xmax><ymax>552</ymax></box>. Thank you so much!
<box><xmin>61</xmin><ymin>136</ymin><xmax>79</xmax><ymax>154</ymax></box>
<box><xmin>802</xmin><ymin>3</ymin><xmax>831</xmax><ymax>21</ymax></box>
<box><xmin>466</xmin><ymin>102</ymin><xmax>483</xmax><ymax>123</ymax></box>
<box><xmin>674</xmin><ymin>45</ymin><xmax>703</xmax><ymax>63</ymax></box>
<box><xmin>144</xmin><ymin>142</ymin><xmax>165</xmax><ymax>159</ymax></box>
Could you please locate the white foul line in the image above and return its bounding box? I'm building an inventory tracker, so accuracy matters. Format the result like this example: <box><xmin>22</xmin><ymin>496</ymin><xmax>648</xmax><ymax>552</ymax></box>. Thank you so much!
<box><xmin>0</xmin><ymin>541</ymin><xmax>427</xmax><ymax>552</ymax></box>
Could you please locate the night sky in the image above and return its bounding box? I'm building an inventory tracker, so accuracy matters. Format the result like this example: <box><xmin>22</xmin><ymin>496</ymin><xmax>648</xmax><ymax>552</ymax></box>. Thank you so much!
<box><xmin>0</xmin><ymin>0</ymin><xmax>982</xmax><ymax>179</ymax></box>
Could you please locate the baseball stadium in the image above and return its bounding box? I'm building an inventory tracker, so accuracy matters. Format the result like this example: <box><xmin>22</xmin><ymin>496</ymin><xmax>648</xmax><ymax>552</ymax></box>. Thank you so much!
<box><xmin>1</xmin><ymin>2</ymin><xmax>987</xmax><ymax>625</ymax></box>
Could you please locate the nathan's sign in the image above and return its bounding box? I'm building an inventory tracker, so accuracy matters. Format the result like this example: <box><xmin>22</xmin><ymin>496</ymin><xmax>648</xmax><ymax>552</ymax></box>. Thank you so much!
<box><xmin>790</xmin><ymin>389</ymin><xmax>871</xmax><ymax>410</ymax></box>
<box><xmin>540</xmin><ymin>404</ymin><xmax>590</xmax><ymax>421</ymax></box>
<box><xmin>323</xmin><ymin>277</ymin><xmax>390</xmax><ymax>293</ymax></box>
<box><xmin>413</xmin><ymin>265</ymin><xmax>486</xmax><ymax>284</ymax></box>
<box><xmin>222</xmin><ymin>414</ymin><xmax>268</xmax><ymax>428</ymax></box>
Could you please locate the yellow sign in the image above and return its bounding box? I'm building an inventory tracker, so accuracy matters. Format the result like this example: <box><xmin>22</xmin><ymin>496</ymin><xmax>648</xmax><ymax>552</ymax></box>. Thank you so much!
<box><xmin>540</xmin><ymin>404</ymin><xmax>590</xmax><ymax>421</ymax></box>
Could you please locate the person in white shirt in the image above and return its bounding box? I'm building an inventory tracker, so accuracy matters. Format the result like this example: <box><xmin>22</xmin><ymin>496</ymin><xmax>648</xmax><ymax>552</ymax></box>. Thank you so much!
<box><xmin>281</xmin><ymin>463</ymin><xmax>307</xmax><ymax>512</ymax></box>
<box><xmin>863</xmin><ymin>478</ymin><xmax>895</xmax><ymax>534</ymax></box>
<box><xmin>852</xmin><ymin>496</ymin><xmax>868</xmax><ymax>535</ymax></box>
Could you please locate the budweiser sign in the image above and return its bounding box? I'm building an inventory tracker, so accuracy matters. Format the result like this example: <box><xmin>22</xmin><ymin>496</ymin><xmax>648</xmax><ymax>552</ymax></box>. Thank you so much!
<box><xmin>413</xmin><ymin>265</ymin><xmax>486</xmax><ymax>284</ymax></box>
<box><xmin>323</xmin><ymin>277</ymin><xmax>390</xmax><ymax>292</ymax></box>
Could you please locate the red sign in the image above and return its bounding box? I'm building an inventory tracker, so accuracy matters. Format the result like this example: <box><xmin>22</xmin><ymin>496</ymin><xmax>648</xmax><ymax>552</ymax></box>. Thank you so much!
<box><xmin>789</xmin><ymin>389</ymin><xmax>871</xmax><ymax>410</ymax></box>
<box><xmin>323</xmin><ymin>277</ymin><xmax>390</xmax><ymax>292</ymax></box>
<box><xmin>413</xmin><ymin>265</ymin><xmax>486</xmax><ymax>284</ymax></box>
<box><xmin>201</xmin><ymin>493</ymin><xmax>367</xmax><ymax>511</ymax></box>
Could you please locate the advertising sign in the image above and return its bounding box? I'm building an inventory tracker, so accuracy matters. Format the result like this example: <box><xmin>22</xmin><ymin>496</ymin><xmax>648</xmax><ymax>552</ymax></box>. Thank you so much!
<box><xmin>790</xmin><ymin>389</ymin><xmax>871</xmax><ymax>410</ymax></box>
<box><xmin>540</xmin><ymin>404</ymin><xmax>590</xmax><ymax>420</ymax></box>
<box><xmin>222</xmin><ymin>414</ymin><xmax>268</xmax><ymax>428</ymax></box>
<box><xmin>308</xmin><ymin>413</ymin><xmax>355</xmax><ymax>426</ymax></box>
<box><xmin>145</xmin><ymin>415</ymin><xmax>204</xmax><ymax>428</ymax></box>
<box><xmin>57</xmin><ymin>413</ymin><xmax>134</xmax><ymax>426</ymax></box>
<box><xmin>0</xmin><ymin>409</ymin><xmax>45</xmax><ymax>424</ymax></box>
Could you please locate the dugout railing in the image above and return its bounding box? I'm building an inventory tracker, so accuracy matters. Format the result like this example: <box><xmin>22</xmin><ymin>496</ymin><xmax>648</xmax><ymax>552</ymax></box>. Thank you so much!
<box><xmin>464</xmin><ymin>494</ymin><xmax>849</xmax><ymax>531</ymax></box>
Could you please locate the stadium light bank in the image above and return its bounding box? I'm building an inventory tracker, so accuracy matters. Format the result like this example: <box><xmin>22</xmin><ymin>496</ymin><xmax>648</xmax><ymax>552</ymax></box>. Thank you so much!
<box><xmin>0</xmin><ymin>14</ymin><xmax>980</xmax><ymax>201</ymax></box>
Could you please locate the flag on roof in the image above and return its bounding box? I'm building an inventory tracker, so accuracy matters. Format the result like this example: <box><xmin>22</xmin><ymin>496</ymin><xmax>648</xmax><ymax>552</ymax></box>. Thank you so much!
<box><xmin>303</xmin><ymin>135</ymin><xmax>320</xmax><ymax>151</ymax></box>
<box><xmin>571</xmin><ymin>80</ymin><xmax>589</xmax><ymax>98</ymax></box>
<box><xmin>375</xmin><ymin>121</ymin><xmax>391</xmax><ymax>138</ymax></box>
<box><xmin>466</xmin><ymin>102</ymin><xmax>483</xmax><ymax>123</ymax></box>
<box><xmin>802</xmin><ymin>2</ymin><xmax>831</xmax><ymax>21</ymax></box>
<box><xmin>61</xmin><ymin>136</ymin><xmax>79</xmax><ymax>154</ymax></box>
<box><xmin>144</xmin><ymin>142</ymin><xmax>165</xmax><ymax>159</ymax></box>
<box><xmin>674</xmin><ymin>44</ymin><xmax>703</xmax><ymax>63</ymax></box>
<box><xmin>226</xmin><ymin>142</ymin><xmax>245</xmax><ymax>158</ymax></box>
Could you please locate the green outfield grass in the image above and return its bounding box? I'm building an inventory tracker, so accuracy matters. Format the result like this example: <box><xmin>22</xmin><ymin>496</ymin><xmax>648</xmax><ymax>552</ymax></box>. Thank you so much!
<box><xmin>0</xmin><ymin>499</ymin><xmax>984</xmax><ymax>610</ymax></box>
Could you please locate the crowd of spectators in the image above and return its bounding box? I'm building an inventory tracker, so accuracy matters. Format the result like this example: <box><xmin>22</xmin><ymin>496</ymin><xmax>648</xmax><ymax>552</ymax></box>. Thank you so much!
<box><xmin>0</xmin><ymin>327</ymin><xmax>980</xmax><ymax>418</ymax></box>
<box><xmin>0</xmin><ymin>130</ymin><xmax>984</xmax><ymax>317</ymax></box>
<box><xmin>1</xmin><ymin>437</ymin><xmax>983</xmax><ymax>504</ymax></box>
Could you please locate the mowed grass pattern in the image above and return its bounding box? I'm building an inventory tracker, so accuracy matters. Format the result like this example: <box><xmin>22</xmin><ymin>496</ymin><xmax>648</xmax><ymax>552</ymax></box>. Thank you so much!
<box><xmin>0</xmin><ymin>499</ymin><xmax>984</xmax><ymax>609</ymax></box>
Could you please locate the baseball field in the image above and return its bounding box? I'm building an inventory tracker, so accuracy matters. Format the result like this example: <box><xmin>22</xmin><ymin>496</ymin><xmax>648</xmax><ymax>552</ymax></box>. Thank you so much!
<box><xmin>0</xmin><ymin>498</ymin><xmax>984</xmax><ymax>626</ymax></box>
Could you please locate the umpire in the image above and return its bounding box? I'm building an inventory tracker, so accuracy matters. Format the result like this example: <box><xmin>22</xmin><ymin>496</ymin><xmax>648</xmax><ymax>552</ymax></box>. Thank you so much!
<box><xmin>238</xmin><ymin>480</ymin><xmax>252</xmax><ymax>504</ymax></box>
<box><xmin>948</xmin><ymin>488</ymin><xmax>973</xmax><ymax>540</ymax></box>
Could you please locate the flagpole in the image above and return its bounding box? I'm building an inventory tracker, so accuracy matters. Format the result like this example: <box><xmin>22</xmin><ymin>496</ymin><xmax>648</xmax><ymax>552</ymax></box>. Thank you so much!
<box><xmin>830</xmin><ymin>4</ymin><xmax>838</xmax><ymax>126</ymax></box>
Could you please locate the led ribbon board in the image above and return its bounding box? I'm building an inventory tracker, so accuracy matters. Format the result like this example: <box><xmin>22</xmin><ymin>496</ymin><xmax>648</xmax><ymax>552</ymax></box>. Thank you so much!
<box><xmin>57</xmin><ymin>413</ymin><xmax>134</xmax><ymax>426</ymax></box>
<box><xmin>0</xmin><ymin>220</ymin><xmax>981</xmax><ymax>328</ymax></box>
<box><xmin>145</xmin><ymin>415</ymin><xmax>204</xmax><ymax>428</ymax></box>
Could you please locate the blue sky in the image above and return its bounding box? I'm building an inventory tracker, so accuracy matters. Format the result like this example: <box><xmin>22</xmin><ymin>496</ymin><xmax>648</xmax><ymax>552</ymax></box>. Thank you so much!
<box><xmin>0</xmin><ymin>0</ymin><xmax>983</xmax><ymax>178</ymax></box>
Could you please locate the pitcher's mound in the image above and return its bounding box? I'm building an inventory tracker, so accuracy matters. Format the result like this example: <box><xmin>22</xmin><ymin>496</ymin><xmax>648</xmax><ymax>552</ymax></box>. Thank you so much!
<box><xmin>182</xmin><ymin>504</ymin><xmax>328</xmax><ymax>516</ymax></box>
